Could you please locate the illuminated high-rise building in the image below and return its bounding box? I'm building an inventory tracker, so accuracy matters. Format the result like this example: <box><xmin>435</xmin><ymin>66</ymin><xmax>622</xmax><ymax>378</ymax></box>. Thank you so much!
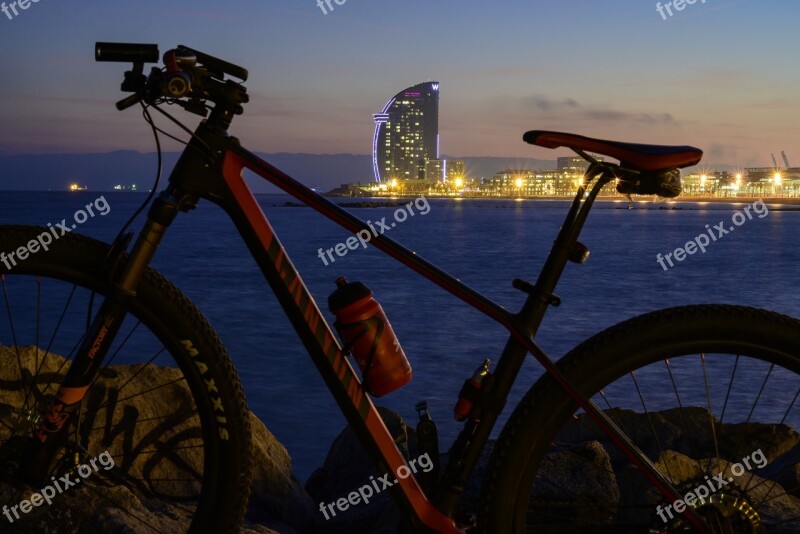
<box><xmin>372</xmin><ymin>82</ymin><xmax>439</xmax><ymax>182</ymax></box>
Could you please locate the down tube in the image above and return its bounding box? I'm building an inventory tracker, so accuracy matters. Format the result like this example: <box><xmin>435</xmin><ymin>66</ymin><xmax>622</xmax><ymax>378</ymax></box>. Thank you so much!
<box><xmin>220</xmin><ymin>153</ymin><xmax>461</xmax><ymax>533</ymax></box>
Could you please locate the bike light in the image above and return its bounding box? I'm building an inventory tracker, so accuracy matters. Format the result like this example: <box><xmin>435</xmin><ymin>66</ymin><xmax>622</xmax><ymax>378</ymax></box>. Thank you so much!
<box><xmin>569</xmin><ymin>242</ymin><xmax>590</xmax><ymax>264</ymax></box>
<box><xmin>96</xmin><ymin>42</ymin><xmax>159</xmax><ymax>63</ymax></box>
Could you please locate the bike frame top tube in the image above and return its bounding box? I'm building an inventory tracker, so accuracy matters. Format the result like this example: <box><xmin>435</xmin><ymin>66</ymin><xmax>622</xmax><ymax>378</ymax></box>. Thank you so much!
<box><xmin>157</xmin><ymin>120</ymin><xmax>706</xmax><ymax>532</ymax></box>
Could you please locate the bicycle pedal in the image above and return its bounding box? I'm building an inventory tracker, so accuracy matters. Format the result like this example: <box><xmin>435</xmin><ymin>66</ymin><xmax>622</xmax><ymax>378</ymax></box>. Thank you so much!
<box><xmin>415</xmin><ymin>401</ymin><xmax>441</xmax><ymax>493</ymax></box>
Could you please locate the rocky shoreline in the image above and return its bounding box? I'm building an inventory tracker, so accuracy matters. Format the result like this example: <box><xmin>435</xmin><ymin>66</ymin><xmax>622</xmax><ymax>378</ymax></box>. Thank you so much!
<box><xmin>0</xmin><ymin>349</ymin><xmax>797</xmax><ymax>532</ymax></box>
<box><xmin>275</xmin><ymin>407</ymin><xmax>800</xmax><ymax>533</ymax></box>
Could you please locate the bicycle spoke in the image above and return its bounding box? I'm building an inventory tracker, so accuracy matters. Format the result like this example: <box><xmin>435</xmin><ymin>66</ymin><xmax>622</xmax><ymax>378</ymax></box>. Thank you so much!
<box><xmin>779</xmin><ymin>387</ymin><xmax>799</xmax><ymax>426</ymax></box>
<box><xmin>94</xmin><ymin>320</ymin><xmax>142</xmax><ymax>378</ymax></box>
<box><xmin>1</xmin><ymin>274</ymin><xmax>31</xmax><ymax>408</ymax></box>
<box><xmin>0</xmin><ymin>227</ymin><xmax>249</xmax><ymax>532</ymax></box>
<box><xmin>518</xmin><ymin>343</ymin><xmax>799</xmax><ymax>532</ymax></box>
<box><xmin>27</xmin><ymin>283</ymin><xmax>78</xmax><ymax>406</ymax></box>
<box><xmin>629</xmin><ymin>369</ymin><xmax>676</xmax><ymax>484</ymax></box>
<box><xmin>718</xmin><ymin>354</ymin><xmax>739</xmax><ymax>424</ymax></box>
<box><xmin>88</xmin><ymin>410</ymin><xmax>199</xmax><ymax>433</ymax></box>
<box><xmin>35</xmin><ymin>277</ymin><xmax>40</xmax><ymax>387</ymax></box>
<box><xmin>663</xmin><ymin>358</ymin><xmax>711</xmax><ymax>476</ymax></box>
<box><xmin>107</xmin><ymin>443</ymin><xmax>205</xmax><ymax>457</ymax></box>
<box><xmin>39</xmin><ymin>329</ymin><xmax>89</xmax><ymax>398</ymax></box>
<box><xmin>746</xmin><ymin>363</ymin><xmax>774</xmax><ymax>423</ymax></box>
<box><xmin>596</xmin><ymin>390</ymin><xmax>631</xmax><ymax>435</ymax></box>
<box><xmin>699</xmin><ymin>353</ymin><xmax>721</xmax><ymax>466</ymax></box>
<box><xmin>84</xmin><ymin>319</ymin><xmax>143</xmax><ymax>395</ymax></box>
<box><xmin>84</xmin><ymin>375</ymin><xmax>186</xmax><ymax>416</ymax></box>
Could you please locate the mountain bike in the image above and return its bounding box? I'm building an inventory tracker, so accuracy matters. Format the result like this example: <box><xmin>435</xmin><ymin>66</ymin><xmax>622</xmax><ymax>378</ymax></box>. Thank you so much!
<box><xmin>0</xmin><ymin>42</ymin><xmax>797</xmax><ymax>533</ymax></box>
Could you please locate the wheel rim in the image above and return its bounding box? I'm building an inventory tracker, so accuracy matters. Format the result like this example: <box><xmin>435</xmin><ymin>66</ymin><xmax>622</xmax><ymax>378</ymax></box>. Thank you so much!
<box><xmin>520</xmin><ymin>348</ymin><xmax>799</xmax><ymax>533</ymax></box>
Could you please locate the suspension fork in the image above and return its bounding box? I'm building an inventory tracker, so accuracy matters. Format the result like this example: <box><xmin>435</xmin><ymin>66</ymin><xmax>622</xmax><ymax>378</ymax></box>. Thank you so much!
<box><xmin>20</xmin><ymin>188</ymin><xmax>189</xmax><ymax>482</ymax></box>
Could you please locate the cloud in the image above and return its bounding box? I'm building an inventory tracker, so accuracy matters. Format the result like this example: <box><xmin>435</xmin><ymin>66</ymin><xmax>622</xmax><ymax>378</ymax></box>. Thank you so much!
<box><xmin>580</xmin><ymin>110</ymin><xmax>676</xmax><ymax>125</ymax></box>
<box><xmin>522</xmin><ymin>95</ymin><xmax>580</xmax><ymax>111</ymax></box>
<box><xmin>512</xmin><ymin>94</ymin><xmax>677</xmax><ymax>126</ymax></box>
<box><xmin>705</xmin><ymin>143</ymin><xmax>727</xmax><ymax>160</ymax></box>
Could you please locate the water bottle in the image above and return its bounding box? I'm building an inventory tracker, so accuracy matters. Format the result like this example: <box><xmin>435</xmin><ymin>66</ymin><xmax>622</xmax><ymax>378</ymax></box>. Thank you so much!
<box><xmin>328</xmin><ymin>277</ymin><xmax>412</xmax><ymax>396</ymax></box>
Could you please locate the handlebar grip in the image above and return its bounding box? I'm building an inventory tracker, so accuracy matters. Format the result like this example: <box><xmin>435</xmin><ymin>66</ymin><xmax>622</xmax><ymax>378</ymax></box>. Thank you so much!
<box><xmin>116</xmin><ymin>93</ymin><xmax>143</xmax><ymax>111</ymax></box>
<box><xmin>96</xmin><ymin>42</ymin><xmax>159</xmax><ymax>63</ymax></box>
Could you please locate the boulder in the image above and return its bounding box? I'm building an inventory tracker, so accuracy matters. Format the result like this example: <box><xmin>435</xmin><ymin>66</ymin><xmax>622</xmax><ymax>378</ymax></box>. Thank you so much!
<box><xmin>0</xmin><ymin>345</ymin><xmax>314</xmax><ymax>533</ymax></box>
<box><xmin>304</xmin><ymin>407</ymin><xmax>411</xmax><ymax>533</ymax></box>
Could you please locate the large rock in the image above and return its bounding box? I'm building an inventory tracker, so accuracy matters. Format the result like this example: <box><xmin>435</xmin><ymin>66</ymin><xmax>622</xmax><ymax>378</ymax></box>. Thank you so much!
<box><xmin>556</xmin><ymin>407</ymin><xmax>800</xmax><ymax>470</ymax></box>
<box><xmin>530</xmin><ymin>441</ymin><xmax>620</xmax><ymax>525</ymax></box>
<box><xmin>558</xmin><ymin>409</ymin><xmax>800</xmax><ymax>530</ymax></box>
<box><xmin>757</xmin><ymin>444</ymin><xmax>800</xmax><ymax>499</ymax></box>
<box><xmin>308</xmin><ymin>406</ymin><xmax>800</xmax><ymax>532</ymax></box>
<box><xmin>0</xmin><ymin>345</ymin><xmax>314</xmax><ymax>533</ymax></box>
<box><xmin>305</xmin><ymin>407</ymin><xmax>412</xmax><ymax>533</ymax></box>
<box><xmin>246</xmin><ymin>412</ymin><xmax>318</xmax><ymax>533</ymax></box>
<box><xmin>7</xmin><ymin>341</ymin><xmax>795</xmax><ymax>532</ymax></box>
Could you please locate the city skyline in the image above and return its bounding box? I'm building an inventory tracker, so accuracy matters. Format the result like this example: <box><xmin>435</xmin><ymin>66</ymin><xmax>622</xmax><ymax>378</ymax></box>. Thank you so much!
<box><xmin>0</xmin><ymin>1</ymin><xmax>798</xmax><ymax>171</ymax></box>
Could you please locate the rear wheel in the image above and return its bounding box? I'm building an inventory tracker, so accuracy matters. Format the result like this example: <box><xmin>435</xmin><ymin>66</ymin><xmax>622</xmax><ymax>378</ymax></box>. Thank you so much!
<box><xmin>0</xmin><ymin>226</ymin><xmax>252</xmax><ymax>532</ymax></box>
<box><xmin>481</xmin><ymin>305</ymin><xmax>800</xmax><ymax>533</ymax></box>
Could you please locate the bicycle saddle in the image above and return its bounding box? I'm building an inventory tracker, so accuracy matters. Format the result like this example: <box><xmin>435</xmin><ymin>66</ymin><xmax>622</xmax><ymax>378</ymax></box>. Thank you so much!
<box><xmin>523</xmin><ymin>130</ymin><xmax>703</xmax><ymax>172</ymax></box>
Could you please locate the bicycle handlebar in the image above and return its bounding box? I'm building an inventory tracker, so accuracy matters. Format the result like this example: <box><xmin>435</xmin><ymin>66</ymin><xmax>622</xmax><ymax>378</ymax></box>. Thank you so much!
<box><xmin>96</xmin><ymin>42</ymin><xmax>250</xmax><ymax>122</ymax></box>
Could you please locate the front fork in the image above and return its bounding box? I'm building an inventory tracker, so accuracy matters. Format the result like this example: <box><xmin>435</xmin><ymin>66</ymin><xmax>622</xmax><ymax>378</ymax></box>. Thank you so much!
<box><xmin>19</xmin><ymin>189</ymin><xmax>188</xmax><ymax>483</ymax></box>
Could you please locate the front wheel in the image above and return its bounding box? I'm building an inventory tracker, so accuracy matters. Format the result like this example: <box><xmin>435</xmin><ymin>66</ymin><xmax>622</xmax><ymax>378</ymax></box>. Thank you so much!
<box><xmin>481</xmin><ymin>305</ymin><xmax>800</xmax><ymax>533</ymax></box>
<box><xmin>0</xmin><ymin>226</ymin><xmax>252</xmax><ymax>532</ymax></box>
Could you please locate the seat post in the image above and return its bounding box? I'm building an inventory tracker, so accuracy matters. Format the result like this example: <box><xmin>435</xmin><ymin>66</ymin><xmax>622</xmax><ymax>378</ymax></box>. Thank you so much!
<box><xmin>516</xmin><ymin>165</ymin><xmax>612</xmax><ymax>334</ymax></box>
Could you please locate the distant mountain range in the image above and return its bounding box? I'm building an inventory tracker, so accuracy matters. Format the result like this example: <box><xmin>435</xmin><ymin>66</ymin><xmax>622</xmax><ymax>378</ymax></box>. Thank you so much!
<box><xmin>0</xmin><ymin>152</ymin><xmax>560</xmax><ymax>193</ymax></box>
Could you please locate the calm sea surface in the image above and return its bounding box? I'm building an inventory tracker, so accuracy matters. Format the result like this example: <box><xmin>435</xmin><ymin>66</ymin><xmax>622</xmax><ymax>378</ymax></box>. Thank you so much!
<box><xmin>1</xmin><ymin>191</ymin><xmax>798</xmax><ymax>480</ymax></box>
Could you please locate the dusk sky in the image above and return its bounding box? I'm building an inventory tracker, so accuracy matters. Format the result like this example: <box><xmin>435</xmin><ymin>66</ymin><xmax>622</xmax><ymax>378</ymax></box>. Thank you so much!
<box><xmin>1</xmin><ymin>0</ymin><xmax>798</xmax><ymax>168</ymax></box>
